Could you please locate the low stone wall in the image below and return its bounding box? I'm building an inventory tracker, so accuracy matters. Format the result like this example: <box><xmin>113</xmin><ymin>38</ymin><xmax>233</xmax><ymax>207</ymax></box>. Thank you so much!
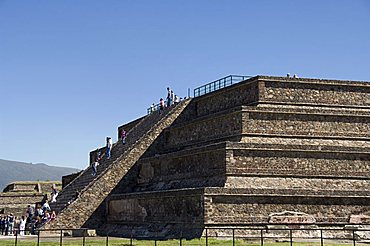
<box><xmin>39</xmin><ymin>182</ymin><xmax>62</xmax><ymax>194</ymax></box>
<box><xmin>243</xmin><ymin>110</ymin><xmax>370</xmax><ymax>138</ymax></box>
<box><xmin>107</xmin><ymin>189</ymin><xmax>204</xmax><ymax>224</ymax></box>
<box><xmin>135</xmin><ymin>144</ymin><xmax>226</xmax><ymax>191</ymax></box>
<box><xmin>0</xmin><ymin>193</ymin><xmax>44</xmax><ymax>205</ymax></box>
<box><xmin>3</xmin><ymin>181</ymin><xmax>62</xmax><ymax>193</ymax></box>
<box><xmin>117</xmin><ymin>116</ymin><xmax>145</xmax><ymax>140</ymax></box>
<box><xmin>3</xmin><ymin>183</ymin><xmax>38</xmax><ymax>192</ymax></box>
<box><xmin>204</xmin><ymin>189</ymin><xmax>370</xmax><ymax>224</ymax></box>
<box><xmin>0</xmin><ymin>193</ymin><xmax>45</xmax><ymax>216</ymax></box>
<box><xmin>195</xmin><ymin>79</ymin><xmax>259</xmax><ymax>117</ymax></box>
<box><xmin>259</xmin><ymin>76</ymin><xmax>370</xmax><ymax>107</ymax></box>
<box><xmin>62</xmin><ymin>171</ymin><xmax>82</xmax><ymax>189</ymax></box>
<box><xmin>163</xmin><ymin>110</ymin><xmax>242</xmax><ymax>150</ymax></box>
<box><xmin>234</xmin><ymin>139</ymin><xmax>370</xmax><ymax>152</ymax></box>
<box><xmin>255</xmin><ymin>103</ymin><xmax>370</xmax><ymax>115</ymax></box>
<box><xmin>227</xmin><ymin>148</ymin><xmax>370</xmax><ymax>178</ymax></box>
<box><xmin>225</xmin><ymin>176</ymin><xmax>370</xmax><ymax>191</ymax></box>
<box><xmin>89</xmin><ymin>146</ymin><xmax>106</xmax><ymax>164</ymax></box>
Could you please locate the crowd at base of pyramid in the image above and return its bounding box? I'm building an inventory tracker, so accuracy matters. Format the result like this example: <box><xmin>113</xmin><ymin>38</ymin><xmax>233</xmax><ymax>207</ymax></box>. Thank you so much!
<box><xmin>0</xmin><ymin>181</ymin><xmax>65</xmax><ymax>236</ymax></box>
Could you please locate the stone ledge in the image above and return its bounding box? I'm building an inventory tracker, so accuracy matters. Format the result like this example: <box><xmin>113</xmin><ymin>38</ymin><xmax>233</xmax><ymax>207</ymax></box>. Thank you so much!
<box><xmin>257</xmin><ymin>101</ymin><xmax>370</xmax><ymax>111</ymax></box>
<box><xmin>204</xmin><ymin>187</ymin><xmax>370</xmax><ymax>197</ymax></box>
<box><xmin>139</xmin><ymin>142</ymin><xmax>227</xmax><ymax>162</ymax></box>
<box><xmin>108</xmin><ymin>187</ymin><xmax>205</xmax><ymax>200</ymax></box>
<box><xmin>227</xmin><ymin>142</ymin><xmax>370</xmax><ymax>154</ymax></box>
<box><xmin>227</xmin><ymin>141</ymin><xmax>370</xmax><ymax>152</ymax></box>
<box><xmin>226</xmin><ymin>170</ymin><xmax>370</xmax><ymax>179</ymax></box>
<box><xmin>258</xmin><ymin>75</ymin><xmax>370</xmax><ymax>87</ymax></box>
<box><xmin>243</xmin><ymin>106</ymin><xmax>370</xmax><ymax>118</ymax></box>
<box><xmin>242</xmin><ymin>133</ymin><xmax>369</xmax><ymax>141</ymax></box>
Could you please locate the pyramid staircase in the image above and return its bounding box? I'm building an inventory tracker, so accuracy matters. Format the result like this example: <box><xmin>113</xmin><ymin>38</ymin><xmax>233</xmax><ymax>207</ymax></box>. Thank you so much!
<box><xmin>46</xmin><ymin>99</ymin><xmax>191</xmax><ymax>229</ymax></box>
<box><xmin>50</xmin><ymin>109</ymin><xmax>162</xmax><ymax>213</ymax></box>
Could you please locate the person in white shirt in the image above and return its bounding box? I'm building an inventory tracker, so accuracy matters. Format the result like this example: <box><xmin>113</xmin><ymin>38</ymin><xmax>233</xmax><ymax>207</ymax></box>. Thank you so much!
<box><xmin>42</xmin><ymin>200</ymin><xmax>51</xmax><ymax>212</ymax></box>
<box><xmin>19</xmin><ymin>216</ymin><xmax>26</xmax><ymax>236</ymax></box>
<box><xmin>91</xmin><ymin>161</ymin><xmax>99</xmax><ymax>176</ymax></box>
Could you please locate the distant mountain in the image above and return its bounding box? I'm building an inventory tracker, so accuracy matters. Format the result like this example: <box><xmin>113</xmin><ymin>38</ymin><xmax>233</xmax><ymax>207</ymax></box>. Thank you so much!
<box><xmin>0</xmin><ymin>159</ymin><xmax>80</xmax><ymax>191</ymax></box>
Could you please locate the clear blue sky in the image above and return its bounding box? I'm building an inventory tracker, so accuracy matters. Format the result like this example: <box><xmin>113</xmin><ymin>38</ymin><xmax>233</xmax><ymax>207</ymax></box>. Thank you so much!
<box><xmin>1</xmin><ymin>0</ymin><xmax>370</xmax><ymax>170</ymax></box>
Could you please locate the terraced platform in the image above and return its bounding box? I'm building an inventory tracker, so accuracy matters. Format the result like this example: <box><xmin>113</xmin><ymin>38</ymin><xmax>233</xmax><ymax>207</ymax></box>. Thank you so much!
<box><xmin>47</xmin><ymin>75</ymin><xmax>370</xmax><ymax>238</ymax></box>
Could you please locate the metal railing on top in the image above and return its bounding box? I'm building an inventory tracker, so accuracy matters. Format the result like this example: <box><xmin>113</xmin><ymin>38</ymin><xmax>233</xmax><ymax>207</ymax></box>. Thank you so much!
<box><xmin>193</xmin><ymin>75</ymin><xmax>252</xmax><ymax>97</ymax></box>
<box><xmin>147</xmin><ymin>103</ymin><xmax>161</xmax><ymax>115</ymax></box>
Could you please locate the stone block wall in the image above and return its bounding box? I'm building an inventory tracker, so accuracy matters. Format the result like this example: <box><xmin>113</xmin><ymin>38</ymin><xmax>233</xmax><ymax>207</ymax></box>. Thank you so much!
<box><xmin>107</xmin><ymin>189</ymin><xmax>204</xmax><ymax>224</ymax></box>
<box><xmin>39</xmin><ymin>182</ymin><xmax>62</xmax><ymax>194</ymax></box>
<box><xmin>238</xmin><ymin>137</ymin><xmax>370</xmax><ymax>152</ymax></box>
<box><xmin>117</xmin><ymin>116</ymin><xmax>145</xmax><ymax>140</ymax></box>
<box><xmin>62</xmin><ymin>171</ymin><xmax>82</xmax><ymax>189</ymax></box>
<box><xmin>4</xmin><ymin>181</ymin><xmax>60</xmax><ymax>193</ymax></box>
<box><xmin>0</xmin><ymin>194</ymin><xmax>44</xmax><ymax>205</ymax></box>
<box><xmin>160</xmin><ymin>110</ymin><xmax>242</xmax><ymax>151</ymax></box>
<box><xmin>226</xmin><ymin>148</ymin><xmax>370</xmax><ymax>179</ymax></box>
<box><xmin>134</xmin><ymin>144</ymin><xmax>226</xmax><ymax>191</ymax></box>
<box><xmin>258</xmin><ymin>76</ymin><xmax>370</xmax><ymax>106</ymax></box>
<box><xmin>243</xmin><ymin>109</ymin><xmax>370</xmax><ymax>138</ymax></box>
<box><xmin>195</xmin><ymin>80</ymin><xmax>259</xmax><ymax>117</ymax></box>
<box><xmin>204</xmin><ymin>189</ymin><xmax>370</xmax><ymax>224</ymax></box>
<box><xmin>0</xmin><ymin>193</ymin><xmax>45</xmax><ymax>216</ymax></box>
<box><xmin>3</xmin><ymin>183</ymin><xmax>38</xmax><ymax>193</ymax></box>
<box><xmin>225</xmin><ymin>176</ymin><xmax>370</xmax><ymax>191</ymax></box>
<box><xmin>89</xmin><ymin>146</ymin><xmax>106</xmax><ymax>164</ymax></box>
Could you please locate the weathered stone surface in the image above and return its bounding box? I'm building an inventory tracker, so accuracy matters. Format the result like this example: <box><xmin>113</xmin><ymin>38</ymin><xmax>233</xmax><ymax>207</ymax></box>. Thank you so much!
<box><xmin>268</xmin><ymin>211</ymin><xmax>316</xmax><ymax>224</ymax></box>
<box><xmin>349</xmin><ymin>214</ymin><xmax>370</xmax><ymax>224</ymax></box>
<box><xmin>107</xmin><ymin>189</ymin><xmax>203</xmax><ymax>224</ymax></box>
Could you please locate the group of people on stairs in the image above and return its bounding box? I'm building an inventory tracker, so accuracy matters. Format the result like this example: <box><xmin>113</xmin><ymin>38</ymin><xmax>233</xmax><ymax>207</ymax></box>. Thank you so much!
<box><xmin>91</xmin><ymin>129</ymin><xmax>127</xmax><ymax>177</ymax></box>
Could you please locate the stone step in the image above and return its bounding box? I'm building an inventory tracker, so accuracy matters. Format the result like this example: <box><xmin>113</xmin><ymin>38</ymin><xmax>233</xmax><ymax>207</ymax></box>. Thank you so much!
<box><xmin>227</xmin><ymin>168</ymin><xmax>370</xmax><ymax>179</ymax></box>
<box><xmin>225</xmin><ymin>175</ymin><xmax>370</xmax><ymax>192</ymax></box>
<box><xmin>231</xmin><ymin>139</ymin><xmax>370</xmax><ymax>152</ymax></box>
<box><xmin>248</xmin><ymin>104</ymin><xmax>370</xmax><ymax>116</ymax></box>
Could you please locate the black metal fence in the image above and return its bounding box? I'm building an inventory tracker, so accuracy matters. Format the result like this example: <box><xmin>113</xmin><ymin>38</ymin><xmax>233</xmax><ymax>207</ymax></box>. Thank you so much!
<box><xmin>146</xmin><ymin>75</ymin><xmax>251</xmax><ymax>114</ymax></box>
<box><xmin>2</xmin><ymin>226</ymin><xmax>370</xmax><ymax>246</ymax></box>
<box><xmin>193</xmin><ymin>75</ymin><xmax>252</xmax><ymax>97</ymax></box>
<box><xmin>147</xmin><ymin>103</ymin><xmax>161</xmax><ymax>115</ymax></box>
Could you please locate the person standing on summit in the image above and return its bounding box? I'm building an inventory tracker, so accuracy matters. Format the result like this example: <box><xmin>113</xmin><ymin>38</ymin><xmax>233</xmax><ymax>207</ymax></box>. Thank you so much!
<box><xmin>106</xmin><ymin>137</ymin><xmax>112</xmax><ymax>159</ymax></box>
<box><xmin>166</xmin><ymin>87</ymin><xmax>171</xmax><ymax>107</ymax></box>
